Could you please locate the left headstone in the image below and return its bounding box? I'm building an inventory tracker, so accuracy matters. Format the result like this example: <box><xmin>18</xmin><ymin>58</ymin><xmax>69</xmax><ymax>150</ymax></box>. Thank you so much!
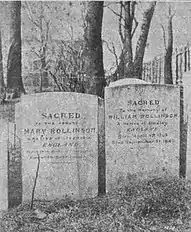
<box><xmin>16</xmin><ymin>92</ymin><xmax>104</xmax><ymax>202</ymax></box>
<box><xmin>0</xmin><ymin>119</ymin><xmax>8</xmax><ymax>216</ymax></box>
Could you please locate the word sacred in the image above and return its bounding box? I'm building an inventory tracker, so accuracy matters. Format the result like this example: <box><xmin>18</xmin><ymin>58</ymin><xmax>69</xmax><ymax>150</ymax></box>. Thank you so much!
<box><xmin>127</xmin><ymin>99</ymin><xmax>160</xmax><ymax>106</ymax></box>
<box><xmin>41</xmin><ymin>112</ymin><xmax>81</xmax><ymax>119</ymax></box>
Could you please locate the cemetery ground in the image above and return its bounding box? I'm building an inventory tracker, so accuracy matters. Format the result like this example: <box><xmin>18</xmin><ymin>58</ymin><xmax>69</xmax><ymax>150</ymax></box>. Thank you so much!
<box><xmin>1</xmin><ymin>175</ymin><xmax>191</xmax><ymax>231</ymax></box>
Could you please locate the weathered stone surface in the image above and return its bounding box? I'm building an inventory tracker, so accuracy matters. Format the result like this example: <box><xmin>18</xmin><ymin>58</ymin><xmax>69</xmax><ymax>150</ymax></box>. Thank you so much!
<box><xmin>182</xmin><ymin>73</ymin><xmax>191</xmax><ymax>179</ymax></box>
<box><xmin>109</xmin><ymin>78</ymin><xmax>147</xmax><ymax>87</ymax></box>
<box><xmin>105</xmin><ymin>84</ymin><xmax>180</xmax><ymax>192</ymax></box>
<box><xmin>98</xmin><ymin>98</ymin><xmax>105</xmax><ymax>195</ymax></box>
<box><xmin>0</xmin><ymin>119</ymin><xmax>8</xmax><ymax>215</ymax></box>
<box><xmin>16</xmin><ymin>92</ymin><xmax>104</xmax><ymax>202</ymax></box>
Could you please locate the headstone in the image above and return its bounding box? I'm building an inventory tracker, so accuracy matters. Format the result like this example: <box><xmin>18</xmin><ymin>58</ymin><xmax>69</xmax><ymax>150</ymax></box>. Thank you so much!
<box><xmin>109</xmin><ymin>78</ymin><xmax>147</xmax><ymax>87</ymax></box>
<box><xmin>182</xmin><ymin>72</ymin><xmax>191</xmax><ymax>178</ymax></box>
<box><xmin>0</xmin><ymin>119</ymin><xmax>8</xmax><ymax>216</ymax></box>
<box><xmin>16</xmin><ymin>92</ymin><xmax>104</xmax><ymax>202</ymax></box>
<box><xmin>105</xmin><ymin>81</ymin><xmax>180</xmax><ymax>191</ymax></box>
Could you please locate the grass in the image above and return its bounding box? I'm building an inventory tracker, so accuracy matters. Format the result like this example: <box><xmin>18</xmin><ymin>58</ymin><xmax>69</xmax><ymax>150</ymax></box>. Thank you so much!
<box><xmin>1</xmin><ymin>175</ymin><xmax>191</xmax><ymax>232</ymax></box>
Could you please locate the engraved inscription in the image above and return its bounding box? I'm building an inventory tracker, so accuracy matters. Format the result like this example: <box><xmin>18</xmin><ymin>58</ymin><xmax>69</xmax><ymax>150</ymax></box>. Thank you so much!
<box><xmin>22</xmin><ymin>111</ymin><xmax>97</xmax><ymax>162</ymax></box>
<box><xmin>108</xmin><ymin>98</ymin><xmax>179</xmax><ymax>149</ymax></box>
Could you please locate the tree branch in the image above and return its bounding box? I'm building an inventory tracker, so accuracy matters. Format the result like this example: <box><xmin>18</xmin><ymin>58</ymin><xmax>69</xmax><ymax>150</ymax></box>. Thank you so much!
<box><xmin>111</xmin><ymin>42</ymin><xmax>119</xmax><ymax>71</ymax></box>
<box><xmin>130</xmin><ymin>2</ymin><xmax>138</xmax><ymax>38</ymax></box>
<box><xmin>104</xmin><ymin>2</ymin><xmax>114</xmax><ymax>8</ymax></box>
<box><xmin>24</xmin><ymin>2</ymin><xmax>40</xmax><ymax>28</ymax></box>
<box><xmin>131</xmin><ymin>17</ymin><xmax>138</xmax><ymax>38</ymax></box>
<box><xmin>130</xmin><ymin>1</ymin><xmax>136</xmax><ymax>20</ymax></box>
<box><xmin>119</xmin><ymin>1</ymin><xmax>124</xmax><ymax>43</ymax></box>
<box><xmin>107</xmin><ymin>5</ymin><xmax>125</xmax><ymax>21</ymax></box>
<box><xmin>49</xmin><ymin>70</ymin><xmax>63</xmax><ymax>91</ymax></box>
<box><xmin>161</xmin><ymin>24</ymin><xmax>167</xmax><ymax>51</ymax></box>
<box><xmin>168</xmin><ymin>4</ymin><xmax>176</xmax><ymax>19</ymax></box>
<box><xmin>103</xmin><ymin>40</ymin><xmax>119</xmax><ymax>70</ymax></box>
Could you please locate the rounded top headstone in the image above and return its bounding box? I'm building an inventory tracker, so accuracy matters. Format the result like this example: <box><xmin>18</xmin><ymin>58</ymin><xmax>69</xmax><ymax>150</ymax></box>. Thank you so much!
<box><xmin>109</xmin><ymin>78</ymin><xmax>148</xmax><ymax>87</ymax></box>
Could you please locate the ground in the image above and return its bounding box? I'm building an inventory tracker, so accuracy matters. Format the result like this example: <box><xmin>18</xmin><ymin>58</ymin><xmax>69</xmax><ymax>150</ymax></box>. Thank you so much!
<box><xmin>1</xmin><ymin>176</ymin><xmax>191</xmax><ymax>232</ymax></box>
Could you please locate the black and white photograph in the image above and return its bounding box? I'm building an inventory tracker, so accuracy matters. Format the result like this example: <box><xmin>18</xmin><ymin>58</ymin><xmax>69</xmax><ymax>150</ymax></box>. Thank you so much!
<box><xmin>0</xmin><ymin>1</ymin><xmax>191</xmax><ymax>231</ymax></box>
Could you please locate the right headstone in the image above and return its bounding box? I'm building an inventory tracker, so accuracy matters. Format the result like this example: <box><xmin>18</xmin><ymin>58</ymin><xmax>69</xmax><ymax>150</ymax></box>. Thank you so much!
<box><xmin>0</xmin><ymin>119</ymin><xmax>8</xmax><ymax>216</ymax></box>
<box><xmin>105</xmin><ymin>79</ymin><xmax>180</xmax><ymax>191</ymax></box>
<box><xmin>182</xmin><ymin>72</ymin><xmax>191</xmax><ymax>179</ymax></box>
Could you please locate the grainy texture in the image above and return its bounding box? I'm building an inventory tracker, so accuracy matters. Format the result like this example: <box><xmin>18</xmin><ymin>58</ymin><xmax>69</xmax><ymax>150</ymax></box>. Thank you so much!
<box><xmin>0</xmin><ymin>102</ymin><xmax>22</xmax><ymax>208</ymax></box>
<box><xmin>105</xmin><ymin>80</ymin><xmax>180</xmax><ymax>192</ymax></box>
<box><xmin>183</xmin><ymin>73</ymin><xmax>191</xmax><ymax>178</ymax></box>
<box><xmin>0</xmin><ymin>119</ymin><xmax>8</xmax><ymax>215</ymax></box>
<box><xmin>16</xmin><ymin>92</ymin><xmax>104</xmax><ymax>202</ymax></box>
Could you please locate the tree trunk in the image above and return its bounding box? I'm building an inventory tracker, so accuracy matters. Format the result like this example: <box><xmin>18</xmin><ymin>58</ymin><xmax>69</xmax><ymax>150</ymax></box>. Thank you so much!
<box><xmin>117</xmin><ymin>52</ymin><xmax>125</xmax><ymax>79</ymax></box>
<box><xmin>40</xmin><ymin>46</ymin><xmax>47</xmax><ymax>91</ymax></box>
<box><xmin>164</xmin><ymin>7</ymin><xmax>173</xmax><ymax>85</ymax></box>
<box><xmin>83</xmin><ymin>1</ymin><xmax>105</xmax><ymax>98</ymax></box>
<box><xmin>113</xmin><ymin>2</ymin><xmax>155</xmax><ymax>80</ymax></box>
<box><xmin>39</xmin><ymin>2</ymin><xmax>48</xmax><ymax>91</ymax></box>
<box><xmin>7</xmin><ymin>1</ymin><xmax>25</xmax><ymax>95</ymax></box>
<box><xmin>133</xmin><ymin>2</ymin><xmax>156</xmax><ymax>79</ymax></box>
<box><xmin>114</xmin><ymin>1</ymin><xmax>135</xmax><ymax>79</ymax></box>
<box><xmin>0</xmin><ymin>27</ymin><xmax>5</xmax><ymax>97</ymax></box>
<box><xmin>123</xmin><ymin>1</ymin><xmax>134</xmax><ymax>77</ymax></box>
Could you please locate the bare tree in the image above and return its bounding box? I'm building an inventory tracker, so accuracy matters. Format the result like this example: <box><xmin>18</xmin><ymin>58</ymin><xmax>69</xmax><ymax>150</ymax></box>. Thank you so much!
<box><xmin>83</xmin><ymin>1</ymin><xmax>106</xmax><ymax>98</ymax></box>
<box><xmin>133</xmin><ymin>2</ymin><xmax>156</xmax><ymax>79</ymax></box>
<box><xmin>23</xmin><ymin>1</ymin><xmax>86</xmax><ymax>93</ymax></box>
<box><xmin>49</xmin><ymin>39</ymin><xmax>86</xmax><ymax>93</ymax></box>
<box><xmin>24</xmin><ymin>1</ymin><xmax>51</xmax><ymax>91</ymax></box>
<box><xmin>107</xmin><ymin>1</ymin><xmax>156</xmax><ymax>81</ymax></box>
<box><xmin>7</xmin><ymin>1</ymin><xmax>25</xmax><ymax>96</ymax></box>
<box><xmin>162</xmin><ymin>5</ymin><xmax>175</xmax><ymax>84</ymax></box>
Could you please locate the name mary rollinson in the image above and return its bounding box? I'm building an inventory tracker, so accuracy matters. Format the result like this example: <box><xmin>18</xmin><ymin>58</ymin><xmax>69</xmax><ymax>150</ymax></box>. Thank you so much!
<box><xmin>24</xmin><ymin>127</ymin><xmax>96</xmax><ymax>135</ymax></box>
